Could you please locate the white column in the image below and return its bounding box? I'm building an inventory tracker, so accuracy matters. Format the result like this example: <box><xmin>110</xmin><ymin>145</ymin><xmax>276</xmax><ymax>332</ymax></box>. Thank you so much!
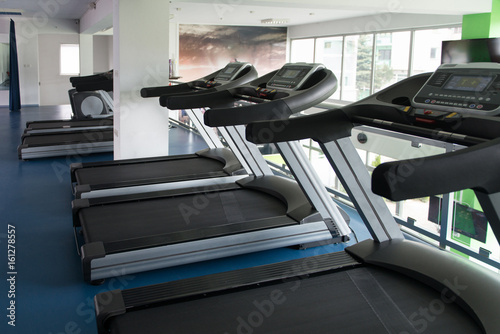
<box><xmin>79</xmin><ymin>34</ymin><xmax>93</xmax><ymax>76</ymax></box>
<box><xmin>113</xmin><ymin>0</ymin><xmax>170</xmax><ymax>160</ymax></box>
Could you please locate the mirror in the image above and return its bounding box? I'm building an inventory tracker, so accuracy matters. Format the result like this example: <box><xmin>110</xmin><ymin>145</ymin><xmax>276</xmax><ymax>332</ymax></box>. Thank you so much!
<box><xmin>0</xmin><ymin>42</ymin><xmax>9</xmax><ymax>90</ymax></box>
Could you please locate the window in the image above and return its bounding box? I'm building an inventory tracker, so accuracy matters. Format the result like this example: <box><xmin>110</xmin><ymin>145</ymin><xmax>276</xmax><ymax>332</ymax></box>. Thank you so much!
<box><xmin>373</xmin><ymin>31</ymin><xmax>411</xmax><ymax>93</ymax></box>
<box><xmin>60</xmin><ymin>44</ymin><xmax>80</xmax><ymax>75</ymax></box>
<box><xmin>290</xmin><ymin>39</ymin><xmax>315</xmax><ymax>63</ymax></box>
<box><xmin>290</xmin><ymin>26</ymin><xmax>462</xmax><ymax>101</ymax></box>
<box><xmin>315</xmin><ymin>36</ymin><xmax>343</xmax><ymax>99</ymax></box>
<box><xmin>411</xmin><ymin>27</ymin><xmax>461</xmax><ymax>75</ymax></box>
<box><xmin>344</xmin><ymin>34</ymin><xmax>373</xmax><ymax>101</ymax></box>
<box><xmin>378</xmin><ymin>49</ymin><xmax>391</xmax><ymax>62</ymax></box>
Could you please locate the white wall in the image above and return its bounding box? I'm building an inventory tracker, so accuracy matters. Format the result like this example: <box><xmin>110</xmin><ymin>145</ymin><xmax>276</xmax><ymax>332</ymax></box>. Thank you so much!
<box><xmin>93</xmin><ymin>35</ymin><xmax>112</xmax><ymax>73</ymax></box>
<box><xmin>38</xmin><ymin>34</ymin><xmax>79</xmax><ymax>105</ymax></box>
<box><xmin>289</xmin><ymin>13</ymin><xmax>462</xmax><ymax>39</ymax></box>
<box><xmin>108</xmin><ymin>35</ymin><xmax>113</xmax><ymax>68</ymax></box>
<box><xmin>79</xmin><ymin>34</ymin><xmax>93</xmax><ymax>76</ymax></box>
<box><xmin>113</xmin><ymin>0</ymin><xmax>170</xmax><ymax>159</ymax></box>
<box><xmin>0</xmin><ymin>16</ymin><xmax>79</xmax><ymax>106</ymax></box>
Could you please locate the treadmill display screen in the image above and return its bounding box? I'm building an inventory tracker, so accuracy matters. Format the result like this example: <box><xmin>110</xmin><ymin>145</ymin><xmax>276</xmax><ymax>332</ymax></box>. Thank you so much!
<box><xmin>267</xmin><ymin>63</ymin><xmax>324</xmax><ymax>90</ymax></box>
<box><xmin>223</xmin><ymin>67</ymin><xmax>237</xmax><ymax>74</ymax></box>
<box><xmin>443</xmin><ymin>75</ymin><xmax>493</xmax><ymax>92</ymax></box>
<box><xmin>214</xmin><ymin>63</ymin><xmax>246</xmax><ymax>81</ymax></box>
<box><xmin>282</xmin><ymin>69</ymin><xmax>301</xmax><ymax>79</ymax></box>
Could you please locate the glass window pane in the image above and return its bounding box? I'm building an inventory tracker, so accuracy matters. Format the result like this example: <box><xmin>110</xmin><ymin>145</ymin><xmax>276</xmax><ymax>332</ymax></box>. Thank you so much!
<box><xmin>60</xmin><ymin>44</ymin><xmax>80</xmax><ymax>75</ymax></box>
<box><xmin>290</xmin><ymin>39</ymin><xmax>314</xmax><ymax>63</ymax></box>
<box><xmin>350</xmin><ymin>128</ymin><xmax>446</xmax><ymax>236</ymax></box>
<box><xmin>411</xmin><ymin>27</ymin><xmax>462</xmax><ymax>75</ymax></box>
<box><xmin>447</xmin><ymin>190</ymin><xmax>500</xmax><ymax>269</ymax></box>
<box><xmin>343</xmin><ymin>34</ymin><xmax>373</xmax><ymax>101</ymax></box>
<box><xmin>315</xmin><ymin>36</ymin><xmax>343</xmax><ymax>100</ymax></box>
<box><xmin>373</xmin><ymin>31</ymin><xmax>411</xmax><ymax>92</ymax></box>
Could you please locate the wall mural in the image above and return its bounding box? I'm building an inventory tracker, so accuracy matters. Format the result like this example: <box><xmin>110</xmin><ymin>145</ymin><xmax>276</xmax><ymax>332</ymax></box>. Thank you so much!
<box><xmin>179</xmin><ymin>24</ymin><xmax>287</xmax><ymax>81</ymax></box>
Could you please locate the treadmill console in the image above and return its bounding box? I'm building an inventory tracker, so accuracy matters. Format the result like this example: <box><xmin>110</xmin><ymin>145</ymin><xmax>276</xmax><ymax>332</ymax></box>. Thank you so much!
<box><xmin>266</xmin><ymin>63</ymin><xmax>325</xmax><ymax>91</ymax></box>
<box><xmin>413</xmin><ymin>63</ymin><xmax>500</xmax><ymax>115</ymax></box>
<box><xmin>205</xmin><ymin>62</ymin><xmax>252</xmax><ymax>87</ymax></box>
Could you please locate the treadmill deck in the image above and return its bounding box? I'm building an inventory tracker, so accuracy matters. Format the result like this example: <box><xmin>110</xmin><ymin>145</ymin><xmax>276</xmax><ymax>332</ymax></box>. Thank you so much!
<box><xmin>74</xmin><ymin>155</ymin><xmax>226</xmax><ymax>187</ymax></box>
<box><xmin>80</xmin><ymin>187</ymin><xmax>297</xmax><ymax>247</ymax></box>
<box><xmin>105</xmin><ymin>253</ymin><xmax>482</xmax><ymax>334</ymax></box>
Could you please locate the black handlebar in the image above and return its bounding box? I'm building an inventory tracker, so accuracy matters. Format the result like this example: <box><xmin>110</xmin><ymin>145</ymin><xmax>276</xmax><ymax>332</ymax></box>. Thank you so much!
<box><xmin>141</xmin><ymin>82</ymin><xmax>210</xmax><ymax>98</ymax></box>
<box><xmin>141</xmin><ymin>65</ymin><xmax>259</xmax><ymax>98</ymax></box>
<box><xmin>372</xmin><ymin>137</ymin><xmax>500</xmax><ymax>201</ymax></box>
<box><xmin>161</xmin><ymin>90</ymin><xmax>235</xmax><ymax>110</ymax></box>
<box><xmin>245</xmin><ymin>108</ymin><xmax>353</xmax><ymax>144</ymax></box>
<box><xmin>70</xmin><ymin>70</ymin><xmax>113</xmax><ymax>92</ymax></box>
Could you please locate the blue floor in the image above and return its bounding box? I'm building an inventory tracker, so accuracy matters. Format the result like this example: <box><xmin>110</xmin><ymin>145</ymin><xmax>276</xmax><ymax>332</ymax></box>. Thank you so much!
<box><xmin>0</xmin><ymin>106</ymin><xmax>370</xmax><ymax>334</ymax></box>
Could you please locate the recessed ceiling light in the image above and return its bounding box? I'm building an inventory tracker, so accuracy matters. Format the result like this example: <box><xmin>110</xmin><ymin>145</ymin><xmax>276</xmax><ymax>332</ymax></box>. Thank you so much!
<box><xmin>261</xmin><ymin>18</ymin><xmax>289</xmax><ymax>25</ymax></box>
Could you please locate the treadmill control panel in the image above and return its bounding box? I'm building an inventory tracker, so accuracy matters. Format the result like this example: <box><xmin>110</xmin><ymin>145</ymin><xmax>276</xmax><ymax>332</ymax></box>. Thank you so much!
<box><xmin>267</xmin><ymin>63</ymin><xmax>325</xmax><ymax>90</ymax></box>
<box><xmin>209</xmin><ymin>62</ymin><xmax>252</xmax><ymax>85</ymax></box>
<box><xmin>413</xmin><ymin>63</ymin><xmax>500</xmax><ymax>115</ymax></box>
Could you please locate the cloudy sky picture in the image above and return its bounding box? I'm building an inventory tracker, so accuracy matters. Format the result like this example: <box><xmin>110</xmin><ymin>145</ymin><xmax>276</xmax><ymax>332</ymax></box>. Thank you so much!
<box><xmin>179</xmin><ymin>24</ymin><xmax>287</xmax><ymax>81</ymax></box>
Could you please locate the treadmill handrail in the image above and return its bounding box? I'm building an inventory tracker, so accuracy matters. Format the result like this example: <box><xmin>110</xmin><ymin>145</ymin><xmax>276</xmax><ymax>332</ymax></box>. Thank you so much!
<box><xmin>246</xmin><ymin>103</ymin><xmax>494</xmax><ymax>147</ymax></box>
<box><xmin>246</xmin><ymin>108</ymin><xmax>353</xmax><ymax>144</ymax></box>
<box><xmin>161</xmin><ymin>89</ymin><xmax>236</xmax><ymax>109</ymax></box>
<box><xmin>141</xmin><ymin>63</ymin><xmax>259</xmax><ymax>97</ymax></box>
<box><xmin>141</xmin><ymin>82</ymin><xmax>209</xmax><ymax>98</ymax></box>
<box><xmin>372</xmin><ymin>137</ymin><xmax>500</xmax><ymax>201</ymax></box>
<box><xmin>162</xmin><ymin>68</ymin><xmax>338</xmax><ymax>127</ymax></box>
<box><xmin>159</xmin><ymin>70</ymin><xmax>278</xmax><ymax>108</ymax></box>
<box><xmin>71</xmin><ymin>70</ymin><xmax>113</xmax><ymax>92</ymax></box>
<box><xmin>203</xmin><ymin>69</ymin><xmax>338</xmax><ymax>127</ymax></box>
<box><xmin>73</xmin><ymin>80</ymin><xmax>113</xmax><ymax>93</ymax></box>
<box><xmin>141</xmin><ymin>67</ymin><xmax>222</xmax><ymax>97</ymax></box>
<box><xmin>70</xmin><ymin>70</ymin><xmax>113</xmax><ymax>85</ymax></box>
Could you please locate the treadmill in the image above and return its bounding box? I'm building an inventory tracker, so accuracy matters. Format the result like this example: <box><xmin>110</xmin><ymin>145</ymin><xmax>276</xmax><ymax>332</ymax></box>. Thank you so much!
<box><xmin>24</xmin><ymin>70</ymin><xmax>114</xmax><ymax>133</ymax></box>
<box><xmin>94</xmin><ymin>63</ymin><xmax>500</xmax><ymax>334</ymax></box>
<box><xmin>67</xmin><ymin>70</ymin><xmax>114</xmax><ymax>120</ymax></box>
<box><xmin>18</xmin><ymin>72</ymin><xmax>115</xmax><ymax>160</ymax></box>
<box><xmin>69</xmin><ymin>62</ymin><xmax>259</xmax><ymax>199</ymax></box>
<box><xmin>18</xmin><ymin>125</ymin><xmax>114</xmax><ymax>160</ymax></box>
<box><xmin>72</xmin><ymin>62</ymin><xmax>351</xmax><ymax>284</ymax></box>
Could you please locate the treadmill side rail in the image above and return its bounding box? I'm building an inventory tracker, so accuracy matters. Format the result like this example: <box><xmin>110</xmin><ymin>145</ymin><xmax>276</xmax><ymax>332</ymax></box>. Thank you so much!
<box><xmin>81</xmin><ymin>241</ymin><xmax>106</xmax><ymax>284</ymax></box>
<box><xmin>95</xmin><ymin>289</ymin><xmax>126</xmax><ymax>334</ymax></box>
<box><xmin>84</xmin><ymin>222</ymin><xmax>333</xmax><ymax>283</ymax></box>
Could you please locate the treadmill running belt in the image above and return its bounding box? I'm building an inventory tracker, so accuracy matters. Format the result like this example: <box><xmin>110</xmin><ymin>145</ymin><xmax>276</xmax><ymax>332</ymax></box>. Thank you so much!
<box><xmin>27</xmin><ymin>119</ymin><xmax>113</xmax><ymax>129</ymax></box>
<box><xmin>22</xmin><ymin>130</ymin><xmax>113</xmax><ymax>146</ymax></box>
<box><xmin>107</xmin><ymin>266</ymin><xmax>481</xmax><ymax>334</ymax></box>
<box><xmin>74</xmin><ymin>156</ymin><xmax>226</xmax><ymax>186</ymax></box>
<box><xmin>81</xmin><ymin>188</ymin><xmax>294</xmax><ymax>244</ymax></box>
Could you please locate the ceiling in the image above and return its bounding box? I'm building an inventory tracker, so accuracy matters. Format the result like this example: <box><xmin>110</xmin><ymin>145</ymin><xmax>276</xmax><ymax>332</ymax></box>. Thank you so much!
<box><xmin>0</xmin><ymin>0</ymin><xmax>492</xmax><ymax>28</ymax></box>
<box><xmin>0</xmin><ymin>0</ymin><xmax>95</xmax><ymax>19</ymax></box>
